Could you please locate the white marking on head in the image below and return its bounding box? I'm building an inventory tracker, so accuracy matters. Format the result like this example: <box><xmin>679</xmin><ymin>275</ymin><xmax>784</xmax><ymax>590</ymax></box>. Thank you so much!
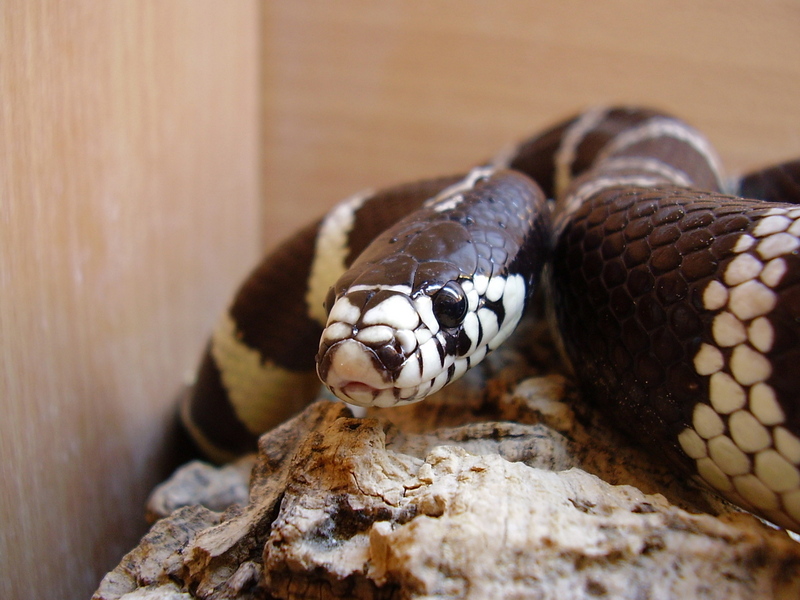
<box><xmin>395</xmin><ymin>356</ymin><xmax>422</xmax><ymax>389</ymax></box>
<box><xmin>491</xmin><ymin>274</ymin><xmax>527</xmax><ymax>350</ymax></box>
<box><xmin>451</xmin><ymin>357</ymin><xmax>469</xmax><ymax>382</ymax></box>
<box><xmin>306</xmin><ymin>190</ymin><xmax>372</xmax><ymax>325</ymax></box>
<box><xmin>485</xmin><ymin>276</ymin><xmax>506</xmax><ymax>303</ymax></box>
<box><xmin>413</xmin><ymin>295</ymin><xmax>439</xmax><ymax>335</ymax></box>
<box><xmin>476</xmin><ymin>308</ymin><xmax>499</xmax><ymax>345</ymax></box>
<box><xmin>427</xmin><ymin>369</ymin><xmax>451</xmax><ymax>396</ymax></box>
<box><xmin>461</xmin><ymin>312</ymin><xmax>480</xmax><ymax>354</ymax></box>
<box><xmin>466</xmin><ymin>289</ymin><xmax>480</xmax><ymax>312</ymax></box>
<box><xmin>764</xmin><ymin>207</ymin><xmax>789</xmax><ymax>216</ymax></box>
<box><xmin>396</xmin><ymin>329</ymin><xmax>418</xmax><ymax>355</ymax></box>
<box><xmin>362</xmin><ymin>294</ymin><xmax>420</xmax><ymax>329</ymax></box>
<box><xmin>355</xmin><ymin>325</ymin><xmax>394</xmax><ymax>345</ymax></box>
<box><xmin>323</xmin><ymin>322</ymin><xmax>354</xmax><ymax>343</ymax></box>
<box><xmin>419</xmin><ymin>339</ymin><xmax>447</xmax><ymax>381</ymax></box>
<box><xmin>414</xmin><ymin>328</ymin><xmax>433</xmax><ymax>347</ymax></box>
<box><xmin>472</xmin><ymin>274</ymin><xmax>490</xmax><ymax>296</ymax></box>
<box><xmin>327</xmin><ymin>296</ymin><xmax>362</xmax><ymax>325</ymax></box>
<box><xmin>469</xmin><ymin>344</ymin><xmax>488</xmax><ymax>367</ymax></box>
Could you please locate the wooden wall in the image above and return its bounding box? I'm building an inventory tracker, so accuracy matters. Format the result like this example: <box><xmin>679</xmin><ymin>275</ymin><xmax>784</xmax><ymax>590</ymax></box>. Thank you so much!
<box><xmin>0</xmin><ymin>2</ymin><xmax>259</xmax><ymax>598</ymax></box>
<box><xmin>2</xmin><ymin>1</ymin><xmax>799</xmax><ymax>599</ymax></box>
<box><xmin>262</xmin><ymin>1</ymin><xmax>800</xmax><ymax>245</ymax></box>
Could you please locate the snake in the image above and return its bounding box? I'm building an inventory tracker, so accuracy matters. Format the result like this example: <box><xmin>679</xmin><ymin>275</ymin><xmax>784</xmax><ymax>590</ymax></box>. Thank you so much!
<box><xmin>181</xmin><ymin>106</ymin><xmax>800</xmax><ymax>532</ymax></box>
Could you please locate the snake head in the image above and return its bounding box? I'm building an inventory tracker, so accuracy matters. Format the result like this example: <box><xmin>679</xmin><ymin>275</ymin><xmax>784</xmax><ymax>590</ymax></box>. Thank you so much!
<box><xmin>316</xmin><ymin>273</ymin><xmax>528</xmax><ymax>407</ymax></box>
<box><xmin>315</xmin><ymin>168</ymin><xmax>546</xmax><ymax>407</ymax></box>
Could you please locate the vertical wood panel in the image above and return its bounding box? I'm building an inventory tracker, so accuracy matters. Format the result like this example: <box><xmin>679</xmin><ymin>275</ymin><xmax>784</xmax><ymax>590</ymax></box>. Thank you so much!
<box><xmin>0</xmin><ymin>2</ymin><xmax>259</xmax><ymax>598</ymax></box>
<box><xmin>261</xmin><ymin>0</ymin><xmax>800</xmax><ymax>248</ymax></box>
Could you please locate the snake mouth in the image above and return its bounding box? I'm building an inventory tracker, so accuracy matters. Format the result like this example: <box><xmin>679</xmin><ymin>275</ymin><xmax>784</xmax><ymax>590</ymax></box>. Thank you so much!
<box><xmin>339</xmin><ymin>381</ymin><xmax>384</xmax><ymax>405</ymax></box>
<box><xmin>318</xmin><ymin>339</ymin><xmax>396</xmax><ymax>406</ymax></box>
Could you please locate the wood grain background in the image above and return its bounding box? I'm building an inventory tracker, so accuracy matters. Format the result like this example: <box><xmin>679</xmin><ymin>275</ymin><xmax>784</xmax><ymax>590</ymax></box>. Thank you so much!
<box><xmin>0</xmin><ymin>3</ymin><xmax>260</xmax><ymax>598</ymax></box>
<box><xmin>2</xmin><ymin>2</ymin><xmax>799</xmax><ymax>598</ymax></box>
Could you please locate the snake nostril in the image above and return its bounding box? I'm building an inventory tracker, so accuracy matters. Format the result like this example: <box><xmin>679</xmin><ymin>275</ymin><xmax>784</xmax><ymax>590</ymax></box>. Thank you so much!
<box><xmin>377</xmin><ymin>344</ymin><xmax>404</xmax><ymax>371</ymax></box>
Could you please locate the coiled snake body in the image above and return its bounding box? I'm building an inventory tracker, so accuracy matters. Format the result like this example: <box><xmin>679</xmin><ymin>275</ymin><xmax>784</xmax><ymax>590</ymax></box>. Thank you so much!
<box><xmin>182</xmin><ymin>107</ymin><xmax>800</xmax><ymax>532</ymax></box>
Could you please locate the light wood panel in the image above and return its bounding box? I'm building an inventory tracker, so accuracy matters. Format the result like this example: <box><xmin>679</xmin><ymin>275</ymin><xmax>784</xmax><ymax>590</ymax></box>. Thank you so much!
<box><xmin>261</xmin><ymin>0</ymin><xmax>800</xmax><ymax>247</ymax></box>
<box><xmin>0</xmin><ymin>2</ymin><xmax>259</xmax><ymax>598</ymax></box>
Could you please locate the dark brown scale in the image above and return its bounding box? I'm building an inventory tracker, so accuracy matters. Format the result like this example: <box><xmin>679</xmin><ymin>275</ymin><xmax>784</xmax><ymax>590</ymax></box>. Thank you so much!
<box><xmin>649</xmin><ymin>224</ymin><xmax>681</xmax><ymax>247</ymax></box>
<box><xmin>550</xmin><ymin>187</ymin><xmax>743</xmax><ymax>471</ymax></box>
<box><xmin>623</xmin><ymin>239</ymin><xmax>651</xmax><ymax>268</ymax></box>
<box><xmin>609</xmin><ymin>285</ymin><xmax>635</xmax><ymax>319</ymax></box>
<box><xmin>674</xmin><ymin>229</ymin><xmax>713</xmax><ymax>254</ymax></box>
<box><xmin>680</xmin><ymin>249</ymin><xmax>717</xmax><ymax>281</ymax></box>
<box><xmin>551</xmin><ymin>183</ymin><xmax>800</xmax><ymax>479</ymax></box>
<box><xmin>655</xmin><ymin>270</ymin><xmax>688</xmax><ymax>305</ymax></box>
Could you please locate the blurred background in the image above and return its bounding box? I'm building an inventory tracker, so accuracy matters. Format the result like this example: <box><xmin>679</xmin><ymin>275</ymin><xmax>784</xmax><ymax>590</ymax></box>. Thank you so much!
<box><xmin>2</xmin><ymin>1</ymin><xmax>799</xmax><ymax>598</ymax></box>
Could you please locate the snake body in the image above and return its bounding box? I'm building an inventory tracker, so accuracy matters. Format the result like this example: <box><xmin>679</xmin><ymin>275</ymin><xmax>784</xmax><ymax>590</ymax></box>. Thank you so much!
<box><xmin>182</xmin><ymin>107</ymin><xmax>800</xmax><ymax>531</ymax></box>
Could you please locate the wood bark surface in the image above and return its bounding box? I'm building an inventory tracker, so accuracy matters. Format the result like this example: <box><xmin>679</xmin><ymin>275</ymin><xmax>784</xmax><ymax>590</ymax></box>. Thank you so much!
<box><xmin>94</xmin><ymin>324</ymin><xmax>800</xmax><ymax>599</ymax></box>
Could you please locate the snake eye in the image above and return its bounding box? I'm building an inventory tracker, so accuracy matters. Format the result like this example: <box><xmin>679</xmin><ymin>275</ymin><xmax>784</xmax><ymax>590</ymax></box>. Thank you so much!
<box><xmin>432</xmin><ymin>281</ymin><xmax>468</xmax><ymax>328</ymax></box>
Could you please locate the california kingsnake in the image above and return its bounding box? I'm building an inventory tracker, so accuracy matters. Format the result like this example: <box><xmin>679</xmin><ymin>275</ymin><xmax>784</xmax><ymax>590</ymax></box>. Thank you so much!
<box><xmin>182</xmin><ymin>107</ymin><xmax>800</xmax><ymax>532</ymax></box>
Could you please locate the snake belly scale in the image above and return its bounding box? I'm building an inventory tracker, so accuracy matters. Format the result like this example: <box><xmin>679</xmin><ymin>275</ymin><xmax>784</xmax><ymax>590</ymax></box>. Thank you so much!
<box><xmin>182</xmin><ymin>106</ymin><xmax>800</xmax><ymax>532</ymax></box>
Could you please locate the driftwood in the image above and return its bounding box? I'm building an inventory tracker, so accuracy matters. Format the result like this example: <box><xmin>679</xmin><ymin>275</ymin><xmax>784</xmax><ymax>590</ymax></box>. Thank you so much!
<box><xmin>93</xmin><ymin>320</ymin><xmax>800</xmax><ymax>599</ymax></box>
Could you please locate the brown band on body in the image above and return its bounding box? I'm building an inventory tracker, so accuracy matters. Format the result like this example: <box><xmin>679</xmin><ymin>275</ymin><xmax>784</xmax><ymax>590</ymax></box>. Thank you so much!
<box><xmin>184</xmin><ymin>343</ymin><xmax>261</xmax><ymax>459</ymax></box>
<box><xmin>740</xmin><ymin>159</ymin><xmax>800</xmax><ymax>205</ymax></box>
<box><xmin>571</xmin><ymin>107</ymin><xmax>662</xmax><ymax>178</ymax></box>
<box><xmin>230</xmin><ymin>221</ymin><xmax>324</xmax><ymax>372</ymax></box>
<box><xmin>344</xmin><ymin>176</ymin><xmax>463</xmax><ymax>266</ymax></box>
<box><xmin>505</xmin><ymin>121</ymin><xmax>572</xmax><ymax>199</ymax></box>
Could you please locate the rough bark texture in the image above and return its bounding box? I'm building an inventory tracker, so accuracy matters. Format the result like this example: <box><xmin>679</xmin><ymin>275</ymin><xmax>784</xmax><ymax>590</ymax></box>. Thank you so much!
<box><xmin>93</xmin><ymin>321</ymin><xmax>800</xmax><ymax>599</ymax></box>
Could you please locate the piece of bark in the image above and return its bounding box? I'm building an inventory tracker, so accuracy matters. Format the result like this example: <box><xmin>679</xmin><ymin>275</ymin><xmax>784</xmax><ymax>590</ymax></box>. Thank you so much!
<box><xmin>146</xmin><ymin>457</ymin><xmax>255</xmax><ymax>523</ymax></box>
<box><xmin>94</xmin><ymin>321</ymin><xmax>800</xmax><ymax>599</ymax></box>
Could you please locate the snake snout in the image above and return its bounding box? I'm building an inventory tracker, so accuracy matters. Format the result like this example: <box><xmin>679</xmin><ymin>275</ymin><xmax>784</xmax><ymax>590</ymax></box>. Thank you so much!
<box><xmin>317</xmin><ymin>339</ymin><xmax>395</xmax><ymax>406</ymax></box>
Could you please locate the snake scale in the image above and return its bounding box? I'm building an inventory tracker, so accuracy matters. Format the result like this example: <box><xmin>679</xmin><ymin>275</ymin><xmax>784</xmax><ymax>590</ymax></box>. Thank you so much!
<box><xmin>182</xmin><ymin>106</ymin><xmax>800</xmax><ymax>532</ymax></box>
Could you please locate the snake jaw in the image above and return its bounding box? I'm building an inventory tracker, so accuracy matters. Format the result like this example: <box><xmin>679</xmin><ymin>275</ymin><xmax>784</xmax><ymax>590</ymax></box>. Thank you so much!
<box><xmin>319</xmin><ymin>338</ymin><xmax>395</xmax><ymax>406</ymax></box>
